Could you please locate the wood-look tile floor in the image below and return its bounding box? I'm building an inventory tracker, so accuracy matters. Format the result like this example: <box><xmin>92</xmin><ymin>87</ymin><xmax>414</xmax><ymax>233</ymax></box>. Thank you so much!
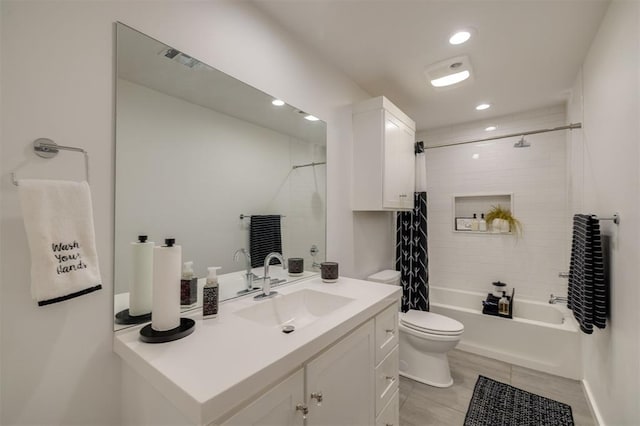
<box><xmin>399</xmin><ymin>349</ymin><xmax>596</xmax><ymax>426</ymax></box>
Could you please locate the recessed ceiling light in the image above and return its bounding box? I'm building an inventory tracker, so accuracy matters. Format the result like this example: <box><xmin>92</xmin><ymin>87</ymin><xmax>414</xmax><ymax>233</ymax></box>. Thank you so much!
<box><xmin>449</xmin><ymin>31</ymin><xmax>471</xmax><ymax>45</ymax></box>
<box><xmin>304</xmin><ymin>115</ymin><xmax>319</xmax><ymax>121</ymax></box>
<box><xmin>472</xmin><ymin>153</ymin><xmax>480</xmax><ymax>159</ymax></box>
<box><xmin>476</xmin><ymin>103</ymin><xmax>491</xmax><ymax>111</ymax></box>
<box><xmin>430</xmin><ymin>70</ymin><xmax>470</xmax><ymax>88</ymax></box>
<box><xmin>272</xmin><ymin>99</ymin><xmax>285</xmax><ymax>106</ymax></box>
<box><xmin>485</xmin><ymin>125</ymin><xmax>497</xmax><ymax>131</ymax></box>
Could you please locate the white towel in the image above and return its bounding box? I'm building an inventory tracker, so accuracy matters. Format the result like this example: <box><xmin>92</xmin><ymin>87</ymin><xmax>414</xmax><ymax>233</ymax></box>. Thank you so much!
<box><xmin>18</xmin><ymin>179</ymin><xmax>102</xmax><ymax>306</ymax></box>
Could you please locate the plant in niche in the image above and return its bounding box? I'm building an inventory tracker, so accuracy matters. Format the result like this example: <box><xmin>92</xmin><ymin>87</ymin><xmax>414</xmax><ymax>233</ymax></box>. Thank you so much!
<box><xmin>485</xmin><ymin>205</ymin><xmax>522</xmax><ymax>235</ymax></box>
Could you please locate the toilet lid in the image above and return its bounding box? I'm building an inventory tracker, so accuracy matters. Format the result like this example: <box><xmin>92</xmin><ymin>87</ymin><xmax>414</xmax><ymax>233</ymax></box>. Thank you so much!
<box><xmin>401</xmin><ymin>310</ymin><xmax>464</xmax><ymax>335</ymax></box>
<box><xmin>367</xmin><ymin>269</ymin><xmax>400</xmax><ymax>284</ymax></box>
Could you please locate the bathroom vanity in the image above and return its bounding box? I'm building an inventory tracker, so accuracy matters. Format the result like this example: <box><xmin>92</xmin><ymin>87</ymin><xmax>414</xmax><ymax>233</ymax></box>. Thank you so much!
<box><xmin>115</xmin><ymin>277</ymin><xmax>401</xmax><ymax>425</ymax></box>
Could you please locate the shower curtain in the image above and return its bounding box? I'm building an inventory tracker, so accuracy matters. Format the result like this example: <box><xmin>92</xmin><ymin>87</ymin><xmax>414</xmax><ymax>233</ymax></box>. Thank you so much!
<box><xmin>395</xmin><ymin>142</ymin><xmax>429</xmax><ymax>312</ymax></box>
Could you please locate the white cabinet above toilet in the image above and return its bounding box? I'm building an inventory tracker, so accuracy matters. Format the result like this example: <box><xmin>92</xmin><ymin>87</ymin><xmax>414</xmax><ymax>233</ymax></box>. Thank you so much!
<box><xmin>352</xmin><ymin>96</ymin><xmax>416</xmax><ymax>211</ymax></box>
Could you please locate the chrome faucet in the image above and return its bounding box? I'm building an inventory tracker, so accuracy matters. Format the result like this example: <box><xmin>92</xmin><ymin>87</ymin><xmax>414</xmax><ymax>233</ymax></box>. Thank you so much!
<box><xmin>233</xmin><ymin>248</ymin><xmax>258</xmax><ymax>294</ymax></box>
<box><xmin>549</xmin><ymin>294</ymin><xmax>568</xmax><ymax>304</ymax></box>
<box><xmin>254</xmin><ymin>252</ymin><xmax>286</xmax><ymax>300</ymax></box>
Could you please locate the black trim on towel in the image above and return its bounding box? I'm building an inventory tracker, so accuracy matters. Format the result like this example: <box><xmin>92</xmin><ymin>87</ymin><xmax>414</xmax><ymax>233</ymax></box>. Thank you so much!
<box><xmin>38</xmin><ymin>284</ymin><xmax>102</xmax><ymax>306</ymax></box>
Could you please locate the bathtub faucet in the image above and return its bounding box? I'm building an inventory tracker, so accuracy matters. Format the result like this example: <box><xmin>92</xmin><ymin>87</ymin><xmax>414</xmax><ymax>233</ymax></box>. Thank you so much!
<box><xmin>548</xmin><ymin>294</ymin><xmax>568</xmax><ymax>304</ymax></box>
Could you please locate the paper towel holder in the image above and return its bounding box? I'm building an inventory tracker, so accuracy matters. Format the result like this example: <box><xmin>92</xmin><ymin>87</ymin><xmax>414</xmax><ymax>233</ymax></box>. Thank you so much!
<box><xmin>139</xmin><ymin>318</ymin><xmax>195</xmax><ymax>343</ymax></box>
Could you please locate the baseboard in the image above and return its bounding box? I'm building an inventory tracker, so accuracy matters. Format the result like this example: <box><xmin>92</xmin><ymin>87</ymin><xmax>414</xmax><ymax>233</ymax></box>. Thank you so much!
<box><xmin>582</xmin><ymin>379</ymin><xmax>605</xmax><ymax>426</ymax></box>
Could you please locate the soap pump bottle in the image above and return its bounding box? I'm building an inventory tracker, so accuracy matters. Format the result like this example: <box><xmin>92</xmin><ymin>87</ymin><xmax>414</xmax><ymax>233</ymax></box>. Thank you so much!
<box><xmin>479</xmin><ymin>214</ymin><xmax>487</xmax><ymax>232</ymax></box>
<box><xmin>499</xmin><ymin>291</ymin><xmax>510</xmax><ymax>316</ymax></box>
<box><xmin>203</xmin><ymin>267</ymin><xmax>221</xmax><ymax>319</ymax></box>
<box><xmin>471</xmin><ymin>213</ymin><xmax>479</xmax><ymax>231</ymax></box>
<box><xmin>181</xmin><ymin>261</ymin><xmax>198</xmax><ymax>307</ymax></box>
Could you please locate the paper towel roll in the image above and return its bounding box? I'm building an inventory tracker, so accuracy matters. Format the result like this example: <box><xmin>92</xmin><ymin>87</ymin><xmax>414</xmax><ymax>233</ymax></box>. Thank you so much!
<box><xmin>152</xmin><ymin>243</ymin><xmax>181</xmax><ymax>331</ymax></box>
<box><xmin>129</xmin><ymin>239</ymin><xmax>154</xmax><ymax>316</ymax></box>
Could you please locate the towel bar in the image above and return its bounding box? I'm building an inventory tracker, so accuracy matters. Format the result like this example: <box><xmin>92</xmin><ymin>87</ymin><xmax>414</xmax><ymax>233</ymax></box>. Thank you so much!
<box><xmin>594</xmin><ymin>213</ymin><xmax>619</xmax><ymax>225</ymax></box>
<box><xmin>239</xmin><ymin>214</ymin><xmax>286</xmax><ymax>220</ymax></box>
<box><xmin>11</xmin><ymin>138</ymin><xmax>90</xmax><ymax>186</ymax></box>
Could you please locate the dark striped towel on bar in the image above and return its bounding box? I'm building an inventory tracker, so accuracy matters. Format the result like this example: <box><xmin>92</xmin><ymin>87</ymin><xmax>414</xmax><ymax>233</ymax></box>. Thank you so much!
<box><xmin>567</xmin><ymin>214</ymin><xmax>607</xmax><ymax>334</ymax></box>
<box><xmin>249</xmin><ymin>215</ymin><xmax>282</xmax><ymax>268</ymax></box>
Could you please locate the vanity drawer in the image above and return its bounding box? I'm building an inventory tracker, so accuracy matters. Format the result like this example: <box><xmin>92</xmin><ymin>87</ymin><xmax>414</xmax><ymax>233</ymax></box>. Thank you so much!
<box><xmin>375</xmin><ymin>303</ymin><xmax>399</xmax><ymax>364</ymax></box>
<box><xmin>375</xmin><ymin>344</ymin><xmax>399</xmax><ymax>416</ymax></box>
<box><xmin>376</xmin><ymin>388</ymin><xmax>399</xmax><ymax>426</ymax></box>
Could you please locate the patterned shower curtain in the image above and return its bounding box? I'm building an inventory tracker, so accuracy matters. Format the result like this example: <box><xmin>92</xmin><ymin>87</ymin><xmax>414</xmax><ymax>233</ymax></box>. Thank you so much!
<box><xmin>395</xmin><ymin>191</ymin><xmax>429</xmax><ymax>312</ymax></box>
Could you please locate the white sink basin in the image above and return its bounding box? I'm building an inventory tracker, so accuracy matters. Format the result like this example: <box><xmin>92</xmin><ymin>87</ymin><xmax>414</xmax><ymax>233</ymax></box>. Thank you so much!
<box><xmin>234</xmin><ymin>289</ymin><xmax>354</xmax><ymax>330</ymax></box>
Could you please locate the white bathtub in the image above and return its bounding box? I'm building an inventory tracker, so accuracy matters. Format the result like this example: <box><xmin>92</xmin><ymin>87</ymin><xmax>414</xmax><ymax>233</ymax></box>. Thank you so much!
<box><xmin>429</xmin><ymin>286</ymin><xmax>582</xmax><ymax>380</ymax></box>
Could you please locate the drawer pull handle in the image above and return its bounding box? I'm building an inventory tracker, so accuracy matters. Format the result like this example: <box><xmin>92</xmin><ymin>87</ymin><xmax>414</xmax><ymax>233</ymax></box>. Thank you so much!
<box><xmin>385</xmin><ymin>329</ymin><xmax>395</xmax><ymax>334</ymax></box>
<box><xmin>296</xmin><ymin>404</ymin><xmax>308</xmax><ymax>420</ymax></box>
<box><xmin>385</xmin><ymin>375</ymin><xmax>396</xmax><ymax>383</ymax></box>
<box><xmin>310</xmin><ymin>391</ymin><xmax>323</xmax><ymax>407</ymax></box>
<box><xmin>386</xmin><ymin>424</ymin><xmax>394</xmax><ymax>426</ymax></box>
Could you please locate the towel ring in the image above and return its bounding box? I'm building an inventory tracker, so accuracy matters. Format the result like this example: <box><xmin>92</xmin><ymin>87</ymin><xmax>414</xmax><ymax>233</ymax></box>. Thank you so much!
<box><xmin>11</xmin><ymin>138</ymin><xmax>90</xmax><ymax>185</ymax></box>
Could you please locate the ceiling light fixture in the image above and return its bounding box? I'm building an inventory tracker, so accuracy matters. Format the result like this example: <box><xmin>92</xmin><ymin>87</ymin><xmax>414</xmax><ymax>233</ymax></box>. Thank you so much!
<box><xmin>425</xmin><ymin>56</ymin><xmax>473</xmax><ymax>89</ymax></box>
<box><xmin>449</xmin><ymin>31</ymin><xmax>471</xmax><ymax>45</ymax></box>
<box><xmin>430</xmin><ymin>70</ymin><xmax>470</xmax><ymax>88</ymax></box>
<box><xmin>272</xmin><ymin>99</ymin><xmax>285</xmax><ymax>106</ymax></box>
<box><xmin>304</xmin><ymin>115</ymin><xmax>319</xmax><ymax>121</ymax></box>
<box><xmin>476</xmin><ymin>103</ymin><xmax>491</xmax><ymax>111</ymax></box>
<box><xmin>485</xmin><ymin>125</ymin><xmax>497</xmax><ymax>131</ymax></box>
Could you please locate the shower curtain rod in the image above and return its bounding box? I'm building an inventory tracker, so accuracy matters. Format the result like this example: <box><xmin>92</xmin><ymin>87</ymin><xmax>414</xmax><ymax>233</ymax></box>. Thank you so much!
<box><xmin>424</xmin><ymin>123</ymin><xmax>582</xmax><ymax>150</ymax></box>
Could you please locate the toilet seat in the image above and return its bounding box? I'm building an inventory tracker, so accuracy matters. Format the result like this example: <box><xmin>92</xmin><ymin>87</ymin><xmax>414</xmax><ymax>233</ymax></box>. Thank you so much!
<box><xmin>400</xmin><ymin>310</ymin><xmax>464</xmax><ymax>336</ymax></box>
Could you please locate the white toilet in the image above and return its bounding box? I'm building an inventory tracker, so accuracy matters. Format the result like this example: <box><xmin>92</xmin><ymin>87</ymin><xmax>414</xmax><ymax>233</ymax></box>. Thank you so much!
<box><xmin>368</xmin><ymin>270</ymin><xmax>464</xmax><ymax>388</ymax></box>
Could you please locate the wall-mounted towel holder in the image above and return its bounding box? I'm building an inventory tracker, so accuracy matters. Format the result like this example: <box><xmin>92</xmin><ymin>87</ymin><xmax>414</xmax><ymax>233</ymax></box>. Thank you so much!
<box><xmin>11</xmin><ymin>138</ymin><xmax>90</xmax><ymax>185</ymax></box>
<box><xmin>595</xmin><ymin>213</ymin><xmax>620</xmax><ymax>225</ymax></box>
<box><xmin>239</xmin><ymin>214</ymin><xmax>286</xmax><ymax>220</ymax></box>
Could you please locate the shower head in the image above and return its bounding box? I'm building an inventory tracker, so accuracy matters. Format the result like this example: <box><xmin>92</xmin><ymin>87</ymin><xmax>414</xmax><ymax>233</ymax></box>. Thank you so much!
<box><xmin>513</xmin><ymin>136</ymin><xmax>531</xmax><ymax>148</ymax></box>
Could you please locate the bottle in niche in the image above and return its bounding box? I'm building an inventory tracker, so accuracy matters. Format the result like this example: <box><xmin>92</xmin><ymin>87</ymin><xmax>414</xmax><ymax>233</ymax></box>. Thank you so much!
<box><xmin>470</xmin><ymin>213</ymin><xmax>479</xmax><ymax>231</ymax></box>
<box><xmin>203</xmin><ymin>267</ymin><xmax>221</xmax><ymax>319</ymax></box>
<box><xmin>479</xmin><ymin>213</ymin><xmax>487</xmax><ymax>232</ymax></box>
<box><xmin>180</xmin><ymin>261</ymin><xmax>198</xmax><ymax>307</ymax></box>
<box><xmin>499</xmin><ymin>291</ymin><xmax>510</xmax><ymax>315</ymax></box>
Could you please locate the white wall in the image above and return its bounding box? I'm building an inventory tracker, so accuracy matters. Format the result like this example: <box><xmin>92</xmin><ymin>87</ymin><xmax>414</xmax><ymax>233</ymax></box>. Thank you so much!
<box><xmin>115</xmin><ymin>79</ymin><xmax>325</xmax><ymax>292</ymax></box>
<box><xmin>567</xmin><ymin>1</ymin><xmax>640</xmax><ymax>424</ymax></box>
<box><xmin>418</xmin><ymin>105</ymin><xmax>571</xmax><ymax>301</ymax></box>
<box><xmin>0</xmin><ymin>1</ymin><xmax>374</xmax><ymax>424</ymax></box>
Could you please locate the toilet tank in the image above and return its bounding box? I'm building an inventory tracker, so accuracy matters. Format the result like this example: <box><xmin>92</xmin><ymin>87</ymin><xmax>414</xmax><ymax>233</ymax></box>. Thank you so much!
<box><xmin>367</xmin><ymin>270</ymin><xmax>401</xmax><ymax>286</ymax></box>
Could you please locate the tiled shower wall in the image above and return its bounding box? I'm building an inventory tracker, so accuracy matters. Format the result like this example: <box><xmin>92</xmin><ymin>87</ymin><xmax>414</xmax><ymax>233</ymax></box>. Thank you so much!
<box><xmin>417</xmin><ymin>105</ymin><xmax>570</xmax><ymax>302</ymax></box>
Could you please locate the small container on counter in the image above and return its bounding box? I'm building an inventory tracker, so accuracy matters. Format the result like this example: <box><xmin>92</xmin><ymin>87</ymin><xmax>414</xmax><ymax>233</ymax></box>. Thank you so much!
<box><xmin>180</xmin><ymin>261</ymin><xmax>198</xmax><ymax>307</ymax></box>
<box><xmin>203</xmin><ymin>267</ymin><xmax>221</xmax><ymax>319</ymax></box>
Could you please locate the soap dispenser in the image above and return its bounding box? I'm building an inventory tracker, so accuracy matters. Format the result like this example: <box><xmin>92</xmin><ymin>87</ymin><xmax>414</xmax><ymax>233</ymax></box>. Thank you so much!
<box><xmin>499</xmin><ymin>291</ymin><xmax>510</xmax><ymax>316</ymax></box>
<box><xmin>181</xmin><ymin>261</ymin><xmax>198</xmax><ymax>307</ymax></box>
<box><xmin>203</xmin><ymin>267</ymin><xmax>221</xmax><ymax>319</ymax></box>
<box><xmin>479</xmin><ymin>214</ymin><xmax>487</xmax><ymax>232</ymax></box>
<box><xmin>470</xmin><ymin>213</ymin><xmax>479</xmax><ymax>231</ymax></box>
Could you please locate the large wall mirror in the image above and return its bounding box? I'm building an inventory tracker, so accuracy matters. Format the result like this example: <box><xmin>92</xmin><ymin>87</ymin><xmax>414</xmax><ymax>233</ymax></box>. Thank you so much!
<box><xmin>114</xmin><ymin>23</ymin><xmax>326</xmax><ymax>330</ymax></box>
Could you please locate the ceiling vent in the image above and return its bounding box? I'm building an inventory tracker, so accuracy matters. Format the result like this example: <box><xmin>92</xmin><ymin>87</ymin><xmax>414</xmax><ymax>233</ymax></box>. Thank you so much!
<box><xmin>425</xmin><ymin>56</ymin><xmax>474</xmax><ymax>90</ymax></box>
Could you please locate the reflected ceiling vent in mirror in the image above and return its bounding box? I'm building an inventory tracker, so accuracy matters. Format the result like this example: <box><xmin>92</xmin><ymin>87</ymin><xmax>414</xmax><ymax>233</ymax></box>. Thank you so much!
<box><xmin>425</xmin><ymin>56</ymin><xmax>473</xmax><ymax>90</ymax></box>
<box><xmin>159</xmin><ymin>47</ymin><xmax>202</xmax><ymax>69</ymax></box>
<box><xmin>298</xmin><ymin>110</ymin><xmax>320</xmax><ymax>121</ymax></box>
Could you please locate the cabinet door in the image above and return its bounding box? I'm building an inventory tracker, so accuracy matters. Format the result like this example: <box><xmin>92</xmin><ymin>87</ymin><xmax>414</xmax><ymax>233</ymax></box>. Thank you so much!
<box><xmin>221</xmin><ymin>369</ymin><xmax>304</xmax><ymax>426</ymax></box>
<box><xmin>382</xmin><ymin>111</ymin><xmax>415</xmax><ymax>210</ymax></box>
<box><xmin>306</xmin><ymin>320</ymin><xmax>375</xmax><ymax>426</ymax></box>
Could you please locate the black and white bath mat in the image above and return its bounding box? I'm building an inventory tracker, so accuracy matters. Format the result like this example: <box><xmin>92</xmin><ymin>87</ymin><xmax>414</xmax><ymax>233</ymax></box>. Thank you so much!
<box><xmin>464</xmin><ymin>375</ymin><xmax>574</xmax><ymax>426</ymax></box>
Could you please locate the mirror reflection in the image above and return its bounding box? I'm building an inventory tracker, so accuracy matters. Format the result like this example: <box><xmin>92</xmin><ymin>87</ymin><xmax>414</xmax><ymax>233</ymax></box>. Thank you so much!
<box><xmin>114</xmin><ymin>23</ymin><xmax>326</xmax><ymax>330</ymax></box>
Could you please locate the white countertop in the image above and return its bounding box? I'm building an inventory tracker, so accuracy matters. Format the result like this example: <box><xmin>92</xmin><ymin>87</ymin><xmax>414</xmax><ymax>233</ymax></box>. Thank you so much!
<box><xmin>114</xmin><ymin>276</ymin><xmax>401</xmax><ymax>425</ymax></box>
<box><xmin>114</xmin><ymin>266</ymin><xmax>318</xmax><ymax>331</ymax></box>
